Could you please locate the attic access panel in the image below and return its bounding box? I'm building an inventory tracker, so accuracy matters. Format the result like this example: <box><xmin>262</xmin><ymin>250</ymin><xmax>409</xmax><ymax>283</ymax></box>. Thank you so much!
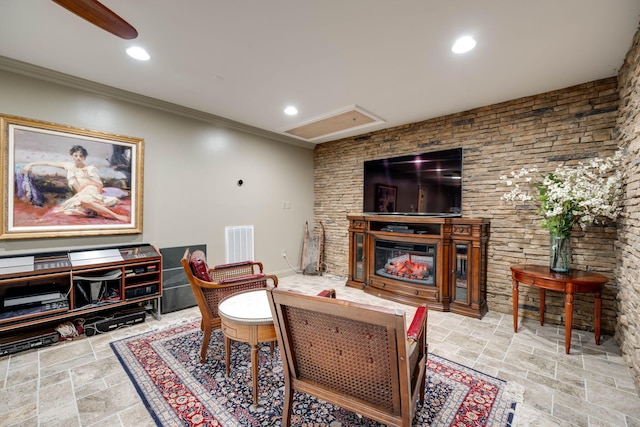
<box><xmin>283</xmin><ymin>106</ymin><xmax>384</xmax><ymax>141</ymax></box>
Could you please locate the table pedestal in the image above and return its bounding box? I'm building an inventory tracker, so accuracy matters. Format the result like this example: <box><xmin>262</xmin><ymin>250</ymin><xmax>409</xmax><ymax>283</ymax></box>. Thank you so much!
<box><xmin>510</xmin><ymin>264</ymin><xmax>607</xmax><ymax>354</ymax></box>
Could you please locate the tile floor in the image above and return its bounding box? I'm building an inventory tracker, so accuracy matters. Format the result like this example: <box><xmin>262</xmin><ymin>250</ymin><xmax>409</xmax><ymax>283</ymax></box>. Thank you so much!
<box><xmin>1</xmin><ymin>273</ymin><xmax>639</xmax><ymax>427</ymax></box>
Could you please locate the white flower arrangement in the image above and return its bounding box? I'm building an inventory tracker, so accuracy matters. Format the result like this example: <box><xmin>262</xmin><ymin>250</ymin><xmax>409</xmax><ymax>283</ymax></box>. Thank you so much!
<box><xmin>499</xmin><ymin>150</ymin><xmax>624</xmax><ymax>237</ymax></box>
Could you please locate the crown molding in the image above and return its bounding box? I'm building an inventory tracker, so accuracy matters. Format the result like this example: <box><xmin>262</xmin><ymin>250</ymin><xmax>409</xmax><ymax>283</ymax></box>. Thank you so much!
<box><xmin>0</xmin><ymin>55</ymin><xmax>314</xmax><ymax>149</ymax></box>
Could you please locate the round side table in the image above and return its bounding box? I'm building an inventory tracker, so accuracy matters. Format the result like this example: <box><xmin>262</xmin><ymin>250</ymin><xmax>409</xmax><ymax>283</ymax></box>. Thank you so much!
<box><xmin>217</xmin><ymin>288</ymin><xmax>277</xmax><ymax>407</ymax></box>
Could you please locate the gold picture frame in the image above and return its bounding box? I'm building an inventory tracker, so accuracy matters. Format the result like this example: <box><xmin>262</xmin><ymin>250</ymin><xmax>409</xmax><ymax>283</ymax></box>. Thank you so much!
<box><xmin>0</xmin><ymin>114</ymin><xmax>144</xmax><ymax>240</ymax></box>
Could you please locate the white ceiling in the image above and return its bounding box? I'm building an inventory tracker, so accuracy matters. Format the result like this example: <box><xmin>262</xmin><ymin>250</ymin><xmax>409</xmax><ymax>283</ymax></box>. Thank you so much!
<box><xmin>0</xmin><ymin>1</ymin><xmax>639</xmax><ymax>147</ymax></box>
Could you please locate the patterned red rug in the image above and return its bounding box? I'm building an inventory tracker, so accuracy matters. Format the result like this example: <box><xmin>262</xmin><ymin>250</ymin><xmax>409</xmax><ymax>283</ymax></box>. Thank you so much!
<box><xmin>111</xmin><ymin>321</ymin><xmax>519</xmax><ymax>426</ymax></box>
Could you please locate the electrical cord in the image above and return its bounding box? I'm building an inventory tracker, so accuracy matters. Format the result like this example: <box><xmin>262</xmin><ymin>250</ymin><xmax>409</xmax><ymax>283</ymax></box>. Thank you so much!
<box><xmin>55</xmin><ymin>321</ymin><xmax>78</xmax><ymax>339</ymax></box>
<box><xmin>283</xmin><ymin>253</ymin><xmax>303</xmax><ymax>273</ymax></box>
<box><xmin>284</xmin><ymin>253</ymin><xmax>332</xmax><ymax>276</ymax></box>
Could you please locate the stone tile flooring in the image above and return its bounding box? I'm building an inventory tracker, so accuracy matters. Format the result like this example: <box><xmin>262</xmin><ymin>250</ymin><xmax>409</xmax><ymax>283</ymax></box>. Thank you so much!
<box><xmin>0</xmin><ymin>273</ymin><xmax>639</xmax><ymax>426</ymax></box>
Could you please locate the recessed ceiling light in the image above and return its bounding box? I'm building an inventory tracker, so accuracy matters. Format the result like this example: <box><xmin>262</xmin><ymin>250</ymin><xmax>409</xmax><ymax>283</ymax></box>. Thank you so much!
<box><xmin>284</xmin><ymin>106</ymin><xmax>298</xmax><ymax>115</ymax></box>
<box><xmin>126</xmin><ymin>46</ymin><xmax>150</xmax><ymax>61</ymax></box>
<box><xmin>451</xmin><ymin>36</ymin><xmax>476</xmax><ymax>54</ymax></box>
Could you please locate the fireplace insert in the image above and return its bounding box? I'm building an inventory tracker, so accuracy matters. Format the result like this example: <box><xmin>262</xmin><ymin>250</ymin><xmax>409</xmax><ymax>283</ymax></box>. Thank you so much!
<box><xmin>374</xmin><ymin>239</ymin><xmax>436</xmax><ymax>286</ymax></box>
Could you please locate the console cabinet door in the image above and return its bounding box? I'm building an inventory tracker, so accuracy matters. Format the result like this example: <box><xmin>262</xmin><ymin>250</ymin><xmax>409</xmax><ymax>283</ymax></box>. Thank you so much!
<box><xmin>347</xmin><ymin>231</ymin><xmax>365</xmax><ymax>287</ymax></box>
<box><xmin>347</xmin><ymin>217</ymin><xmax>366</xmax><ymax>288</ymax></box>
<box><xmin>354</xmin><ymin>233</ymin><xmax>364</xmax><ymax>281</ymax></box>
<box><xmin>449</xmin><ymin>235</ymin><xmax>487</xmax><ymax>318</ymax></box>
<box><xmin>452</xmin><ymin>241</ymin><xmax>471</xmax><ymax>305</ymax></box>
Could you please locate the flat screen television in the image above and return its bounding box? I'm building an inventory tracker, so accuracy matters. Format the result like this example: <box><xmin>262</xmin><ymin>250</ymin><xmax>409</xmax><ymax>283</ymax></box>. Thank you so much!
<box><xmin>363</xmin><ymin>148</ymin><xmax>463</xmax><ymax>216</ymax></box>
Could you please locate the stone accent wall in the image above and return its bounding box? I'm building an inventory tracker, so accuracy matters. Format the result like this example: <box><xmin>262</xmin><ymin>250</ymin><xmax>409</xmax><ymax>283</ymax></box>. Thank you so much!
<box><xmin>615</xmin><ymin>27</ymin><xmax>640</xmax><ymax>391</ymax></box>
<box><xmin>314</xmin><ymin>78</ymin><xmax>621</xmax><ymax>334</ymax></box>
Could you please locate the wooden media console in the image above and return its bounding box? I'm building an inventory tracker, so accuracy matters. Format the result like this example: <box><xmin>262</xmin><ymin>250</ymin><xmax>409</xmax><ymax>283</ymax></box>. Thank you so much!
<box><xmin>347</xmin><ymin>214</ymin><xmax>489</xmax><ymax>318</ymax></box>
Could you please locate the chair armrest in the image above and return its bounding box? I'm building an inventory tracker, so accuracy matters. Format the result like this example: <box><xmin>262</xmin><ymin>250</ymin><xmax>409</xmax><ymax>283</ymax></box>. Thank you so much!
<box><xmin>213</xmin><ymin>260</ymin><xmax>252</xmax><ymax>269</ymax></box>
<box><xmin>316</xmin><ymin>289</ymin><xmax>336</xmax><ymax>298</ymax></box>
<box><xmin>217</xmin><ymin>273</ymin><xmax>278</xmax><ymax>288</ymax></box>
<box><xmin>219</xmin><ymin>273</ymin><xmax>265</xmax><ymax>284</ymax></box>
<box><xmin>213</xmin><ymin>260</ymin><xmax>264</xmax><ymax>273</ymax></box>
<box><xmin>407</xmin><ymin>305</ymin><xmax>427</xmax><ymax>344</ymax></box>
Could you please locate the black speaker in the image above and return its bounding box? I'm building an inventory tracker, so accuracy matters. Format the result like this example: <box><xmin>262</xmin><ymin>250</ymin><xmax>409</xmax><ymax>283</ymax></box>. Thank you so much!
<box><xmin>83</xmin><ymin>311</ymin><xmax>146</xmax><ymax>336</ymax></box>
<box><xmin>0</xmin><ymin>331</ymin><xmax>60</xmax><ymax>356</ymax></box>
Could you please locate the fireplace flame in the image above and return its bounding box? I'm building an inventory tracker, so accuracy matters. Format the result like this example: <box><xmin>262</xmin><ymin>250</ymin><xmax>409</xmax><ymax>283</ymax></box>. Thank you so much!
<box><xmin>384</xmin><ymin>258</ymin><xmax>429</xmax><ymax>280</ymax></box>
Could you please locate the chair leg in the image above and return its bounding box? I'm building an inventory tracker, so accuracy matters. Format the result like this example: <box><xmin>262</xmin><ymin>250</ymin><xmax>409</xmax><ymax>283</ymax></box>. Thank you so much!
<box><xmin>200</xmin><ymin>326</ymin><xmax>212</xmax><ymax>364</ymax></box>
<box><xmin>281</xmin><ymin>383</ymin><xmax>293</xmax><ymax>427</ymax></box>
<box><xmin>224</xmin><ymin>336</ymin><xmax>232</xmax><ymax>376</ymax></box>
<box><xmin>419</xmin><ymin>360</ymin><xmax>427</xmax><ymax>404</ymax></box>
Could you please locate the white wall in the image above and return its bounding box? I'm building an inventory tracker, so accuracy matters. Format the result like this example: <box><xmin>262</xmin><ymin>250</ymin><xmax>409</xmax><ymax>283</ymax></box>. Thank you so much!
<box><xmin>0</xmin><ymin>69</ymin><xmax>315</xmax><ymax>274</ymax></box>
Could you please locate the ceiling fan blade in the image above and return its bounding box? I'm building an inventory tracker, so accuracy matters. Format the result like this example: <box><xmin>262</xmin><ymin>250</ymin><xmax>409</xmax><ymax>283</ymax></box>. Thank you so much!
<box><xmin>52</xmin><ymin>0</ymin><xmax>138</xmax><ymax>40</ymax></box>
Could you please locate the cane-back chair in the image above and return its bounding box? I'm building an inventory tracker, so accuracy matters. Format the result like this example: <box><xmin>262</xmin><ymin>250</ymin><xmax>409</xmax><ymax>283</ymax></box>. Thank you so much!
<box><xmin>181</xmin><ymin>248</ymin><xmax>278</xmax><ymax>363</ymax></box>
<box><xmin>266</xmin><ymin>287</ymin><xmax>427</xmax><ymax>427</ymax></box>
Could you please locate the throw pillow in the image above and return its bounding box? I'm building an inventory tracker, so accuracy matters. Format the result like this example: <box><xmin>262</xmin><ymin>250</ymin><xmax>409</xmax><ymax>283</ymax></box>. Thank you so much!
<box><xmin>190</xmin><ymin>250</ymin><xmax>212</xmax><ymax>282</ymax></box>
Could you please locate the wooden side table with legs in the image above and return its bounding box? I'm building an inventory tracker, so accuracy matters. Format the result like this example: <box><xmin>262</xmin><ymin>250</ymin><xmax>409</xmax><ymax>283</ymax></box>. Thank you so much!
<box><xmin>217</xmin><ymin>289</ymin><xmax>278</xmax><ymax>408</ymax></box>
<box><xmin>510</xmin><ymin>264</ymin><xmax>607</xmax><ymax>354</ymax></box>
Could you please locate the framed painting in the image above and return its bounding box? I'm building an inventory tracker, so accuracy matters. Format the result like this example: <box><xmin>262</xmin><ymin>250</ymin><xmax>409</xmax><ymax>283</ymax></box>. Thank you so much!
<box><xmin>0</xmin><ymin>114</ymin><xmax>144</xmax><ymax>239</ymax></box>
<box><xmin>375</xmin><ymin>184</ymin><xmax>397</xmax><ymax>213</ymax></box>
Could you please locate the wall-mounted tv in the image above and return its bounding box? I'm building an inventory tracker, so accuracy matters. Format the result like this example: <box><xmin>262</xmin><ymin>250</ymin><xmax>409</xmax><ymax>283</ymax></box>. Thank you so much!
<box><xmin>363</xmin><ymin>148</ymin><xmax>463</xmax><ymax>216</ymax></box>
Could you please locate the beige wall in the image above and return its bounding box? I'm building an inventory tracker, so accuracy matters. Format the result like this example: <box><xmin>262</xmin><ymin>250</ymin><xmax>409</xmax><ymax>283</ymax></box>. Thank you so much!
<box><xmin>0</xmin><ymin>69</ymin><xmax>315</xmax><ymax>274</ymax></box>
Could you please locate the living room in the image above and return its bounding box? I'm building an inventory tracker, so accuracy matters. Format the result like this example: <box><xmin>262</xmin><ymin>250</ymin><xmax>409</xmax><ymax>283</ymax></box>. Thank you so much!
<box><xmin>1</xmin><ymin>2</ymin><xmax>640</xmax><ymax>426</ymax></box>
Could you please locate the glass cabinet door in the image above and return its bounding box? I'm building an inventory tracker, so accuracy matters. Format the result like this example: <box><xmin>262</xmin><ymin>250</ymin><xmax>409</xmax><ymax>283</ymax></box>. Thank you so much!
<box><xmin>453</xmin><ymin>242</ymin><xmax>469</xmax><ymax>304</ymax></box>
<box><xmin>354</xmin><ymin>233</ymin><xmax>364</xmax><ymax>280</ymax></box>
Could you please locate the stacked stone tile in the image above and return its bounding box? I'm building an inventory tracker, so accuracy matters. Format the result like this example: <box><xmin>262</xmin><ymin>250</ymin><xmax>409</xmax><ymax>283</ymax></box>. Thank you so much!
<box><xmin>615</xmin><ymin>27</ymin><xmax>640</xmax><ymax>392</ymax></box>
<box><xmin>316</xmin><ymin>42</ymin><xmax>640</xmax><ymax>388</ymax></box>
<box><xmin>314</xmin><ymin>78</ymin><xmax>620</xmax><ymax>335</ymax></box>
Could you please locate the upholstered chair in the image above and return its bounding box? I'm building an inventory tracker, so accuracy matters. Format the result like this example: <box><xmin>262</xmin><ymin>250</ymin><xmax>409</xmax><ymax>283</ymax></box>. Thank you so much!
<box><xmin>181</xmin><ymin>248</ymin><xmax>278</xmax><ymax>363</ymax></box>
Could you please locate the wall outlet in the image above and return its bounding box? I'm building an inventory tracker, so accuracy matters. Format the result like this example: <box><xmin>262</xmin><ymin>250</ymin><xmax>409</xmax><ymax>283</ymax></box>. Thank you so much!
<box><xmin>281</xmin><ymin>249</ymin><xmax>286</xmax><ymax>258</ymax></box>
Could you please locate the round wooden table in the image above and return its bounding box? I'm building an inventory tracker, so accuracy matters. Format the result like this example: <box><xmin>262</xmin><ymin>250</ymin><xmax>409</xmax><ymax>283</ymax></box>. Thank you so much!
<box><xmin>510</xmin><ymin>264</ymin><xmax>607</xmax><ymax>354</ymax></box>
<box><xmin>217</xmin><ymin>289</ymin><xmax>277</xmax><ymax>407</ymax></box>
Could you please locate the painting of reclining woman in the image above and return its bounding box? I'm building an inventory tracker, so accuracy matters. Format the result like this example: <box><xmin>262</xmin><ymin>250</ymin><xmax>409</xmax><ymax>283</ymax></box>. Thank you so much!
<box><xmin>1</xmin><ymin>115</ymin><xmax>143</xmax><ymax>239</ymax></box>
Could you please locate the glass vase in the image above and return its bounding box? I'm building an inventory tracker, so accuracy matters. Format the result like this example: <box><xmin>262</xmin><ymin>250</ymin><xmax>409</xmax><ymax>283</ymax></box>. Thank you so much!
<box><xmin>549</xmin><ymin>232</ymin><xmax>571</xmax><ymax>273</ymax></box>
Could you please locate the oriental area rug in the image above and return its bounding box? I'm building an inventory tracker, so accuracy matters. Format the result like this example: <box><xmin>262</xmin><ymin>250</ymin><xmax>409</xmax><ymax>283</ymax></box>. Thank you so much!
<box><xmin>111</xmin><ymin>321</ymin><xmax>519</xmax><ymax>426</ymax></box>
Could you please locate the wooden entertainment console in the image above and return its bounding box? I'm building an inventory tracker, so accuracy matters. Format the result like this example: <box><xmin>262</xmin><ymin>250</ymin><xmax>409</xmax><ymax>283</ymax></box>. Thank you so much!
<box><xmin>347</xmin><ymin>214</ymin><xmax>488</xmax><ymax>318</ymax></box>
<box><xmin>0</xmin><ymin>244</ymin><xmax>162</xmax><ymax>335</ymax></box>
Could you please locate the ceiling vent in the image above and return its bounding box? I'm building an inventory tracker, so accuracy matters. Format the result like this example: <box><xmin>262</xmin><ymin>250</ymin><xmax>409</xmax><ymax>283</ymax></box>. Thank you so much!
<box><xmin>282</xmin><ymin>105</ymin><xmax>384</xmax><ymax>142</ymax></box>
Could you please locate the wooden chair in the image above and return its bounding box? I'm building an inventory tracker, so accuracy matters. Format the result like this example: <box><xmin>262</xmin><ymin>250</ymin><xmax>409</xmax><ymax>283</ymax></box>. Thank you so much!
<box><xmin>266</xmin><ymin>287</ymin><xmax>428</xmax><ymax>427</ymax></box>
<box><xmin>181</xmin><ymin>248</ymin><xmax>278</xmax><ymax>363</ymax></box>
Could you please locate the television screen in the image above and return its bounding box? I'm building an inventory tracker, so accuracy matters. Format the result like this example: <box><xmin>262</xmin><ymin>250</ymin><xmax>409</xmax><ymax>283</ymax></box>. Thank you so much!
<box><xmin>363</xmin><ymin>148</ymin><xmax>462</xmax><ymax>216</ymax></box>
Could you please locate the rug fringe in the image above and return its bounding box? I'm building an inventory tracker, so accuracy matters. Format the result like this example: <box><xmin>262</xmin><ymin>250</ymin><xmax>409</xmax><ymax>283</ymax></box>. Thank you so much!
<box><xmin>503</xmin><ymin>381</ymin><xmax>525</xmax><ymax>404</ymax></box>
<box><xmin>503</xmin><ymin>381</ymin><xmax>552</xmax><ymax>427</ymax></box>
